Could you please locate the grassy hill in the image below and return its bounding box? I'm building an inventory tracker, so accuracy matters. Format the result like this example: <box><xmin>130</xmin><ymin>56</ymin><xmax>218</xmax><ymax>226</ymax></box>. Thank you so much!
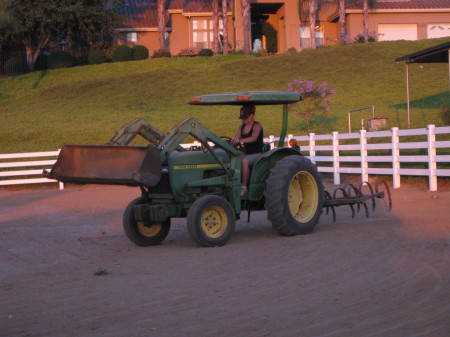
<box><xmin>0</xmin><ymin>38</ymin><xmax>449</xmax><ymax>153</ymax></box>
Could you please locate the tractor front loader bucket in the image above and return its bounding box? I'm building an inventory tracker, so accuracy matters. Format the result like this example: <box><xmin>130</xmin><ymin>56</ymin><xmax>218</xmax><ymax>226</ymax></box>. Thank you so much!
<box><xmin>43</xmin><ymin>144</ymin><xmax>162</xmax><ymax>187</ymax></box>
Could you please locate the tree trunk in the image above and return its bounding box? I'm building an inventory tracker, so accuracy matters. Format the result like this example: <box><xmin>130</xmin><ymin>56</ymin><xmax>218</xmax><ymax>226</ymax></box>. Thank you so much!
<box><xmin>339</xmin><ymin>0</ymin><xmax>346</xmax><ymax>43</ymax></box>
<box><xmin>24</xmin><ymin>37</ymin><xmax>49</xmax><ymax>71</ymax></box>
<box><xmin>363</xmin><ymin>0</ymin><xmax>369</xmax><ymax>42</ymax></box>
<box><xmin>212</xmin><ymin>0</ymin><xmax>219</xmax><ymax>54</ymax></box>
<box><xmin>157</xmin><ymin>0</ymin><xmax>166</xmax><ymax>51</ymax></box>
<box><xmin>309</xmin><ymin>0</ymin><xmax>316</xmax><ymax>49</ymax></box>
<box><xmin>222</xmin><ymin>0</ymin><xmax>229</xmax><ymax>54</ymax></box>
<box><xmin>241</xmin><ymin>0</ymin><xmax>251</xmax><ymax>55</ymax></box>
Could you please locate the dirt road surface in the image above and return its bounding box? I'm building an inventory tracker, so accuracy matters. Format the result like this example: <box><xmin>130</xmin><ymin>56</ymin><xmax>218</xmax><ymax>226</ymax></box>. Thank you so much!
<box><xmin>1</xmin><ymin>182</ymin><xmax>449</xmax><ymax>337</ymax></box>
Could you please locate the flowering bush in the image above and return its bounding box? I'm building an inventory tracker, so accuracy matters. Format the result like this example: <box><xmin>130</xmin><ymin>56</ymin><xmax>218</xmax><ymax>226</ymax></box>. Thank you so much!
<box><xmin>354</xmin><ymin>32</ymin><xmax>378</xmax><ymax>43</ymax></box>
<box><xmin>287</xmin><ymin>78</ymin><xmax>336</xmax><ymax>132</ymax></box>
<box><xmin>177</xmin><ymin>47</ymin><xmax>200</xmax><ymax>56</ymax></box>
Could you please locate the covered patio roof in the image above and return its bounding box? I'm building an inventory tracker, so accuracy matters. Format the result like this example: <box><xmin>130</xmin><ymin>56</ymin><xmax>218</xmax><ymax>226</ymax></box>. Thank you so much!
<box><xmin>396</xmin><ymin>41</ymin><xmax>450</xmax><ymax>64</ymax></box>
<box><xmin>396</xmin><ymin>41</ymin><xmax>450</xmax><ymax>128</ymax></box>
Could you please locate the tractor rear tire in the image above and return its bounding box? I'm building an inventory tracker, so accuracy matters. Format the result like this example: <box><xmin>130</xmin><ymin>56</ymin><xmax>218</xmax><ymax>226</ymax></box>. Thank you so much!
<box><xmin>187</xmin><ymin>195</ymin><xmax>235</xmax><ymax>247</ymax></box>
<box><xmin>123</xmin><ymin>197</ymin><xmax>170</xmax><ymax>246</ymax></box>
<box><xmin>265</xmin><ymin>155</ymin><xmax>324</xmax><ymax>236</ymax></box>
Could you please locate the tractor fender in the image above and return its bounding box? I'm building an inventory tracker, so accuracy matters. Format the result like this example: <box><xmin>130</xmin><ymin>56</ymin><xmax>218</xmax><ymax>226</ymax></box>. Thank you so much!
<box><xmin>248</xmin><ymin>147</ymin><xmax>302</xmax><ymax>201</ymax></box>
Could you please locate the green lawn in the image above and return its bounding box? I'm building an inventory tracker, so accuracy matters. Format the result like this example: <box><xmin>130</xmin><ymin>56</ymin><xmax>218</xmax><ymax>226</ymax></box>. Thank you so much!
<box><xmin>0</xmin><ymin>38</ymin><xmax>449</xmax><ymax>154</ymax></box>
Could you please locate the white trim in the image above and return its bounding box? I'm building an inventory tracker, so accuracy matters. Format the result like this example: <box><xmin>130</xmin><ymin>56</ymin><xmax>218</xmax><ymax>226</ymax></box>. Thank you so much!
<box><xmin>347</xmin><ymin>8</ymin><xmax>450</xmax><ymax>14</ymax></box>
<box><xmin>116</xmin><ymin>28</ymin><xmax>172</xmax><ymax>32</ymax></box>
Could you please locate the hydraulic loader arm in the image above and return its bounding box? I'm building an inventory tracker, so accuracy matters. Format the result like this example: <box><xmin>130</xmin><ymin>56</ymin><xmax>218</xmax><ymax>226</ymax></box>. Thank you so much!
<box><xmin>108</xmin><ymin>118</ymin><xmax>167</xmax><ymax>145</ymax></box>
<box><xmin>158</xmin><ymin>118</ymin><xmax>240</xmax><ymax>159</ymax></box>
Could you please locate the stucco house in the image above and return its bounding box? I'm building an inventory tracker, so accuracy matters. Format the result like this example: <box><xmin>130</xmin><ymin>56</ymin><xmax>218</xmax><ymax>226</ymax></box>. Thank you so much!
<box><xmin>110</xmin><ymin>0</ymin><xmax>450</xmax><ymax>56</ymax></box>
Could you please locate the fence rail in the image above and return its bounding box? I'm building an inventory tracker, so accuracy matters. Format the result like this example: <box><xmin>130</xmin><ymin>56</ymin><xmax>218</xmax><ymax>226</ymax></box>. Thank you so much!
<box><xmin>0</xmin><ymin>150</ymin><xmax>64</xmax><ymax>190</ymax></box>
<box><xmin>1</xmin><ymin>125</ymin><xmax>449</xmax><ymax>191</ymax></box>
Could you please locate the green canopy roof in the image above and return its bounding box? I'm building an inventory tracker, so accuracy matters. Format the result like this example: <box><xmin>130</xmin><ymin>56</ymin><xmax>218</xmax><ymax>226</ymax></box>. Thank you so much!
<box><xmin>189</xmin><ymin>91</ymin><xmax>301</xmax><ymax>106</ymax></box>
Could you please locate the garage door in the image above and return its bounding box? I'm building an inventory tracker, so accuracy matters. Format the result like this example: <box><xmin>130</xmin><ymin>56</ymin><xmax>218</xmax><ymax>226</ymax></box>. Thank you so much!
<box><xmin>428</xmin><ymin>24</ymin><xmax>450</xmax><ymax>38</ymax></box>
<box><xmin>378</xmin><ymin>24</ymin><xmax>417</xmax><ymax>41</ymax></box>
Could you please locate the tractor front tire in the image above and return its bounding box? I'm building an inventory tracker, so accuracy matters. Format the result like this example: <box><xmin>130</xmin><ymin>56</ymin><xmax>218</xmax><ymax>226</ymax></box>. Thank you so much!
<box><xmin>187</xmin><ymin>195</ymin><xmax>235</xmax><ymax>247</ymax></box>
<box><xmin>265</xmin><ymin>155</ymin><xmax>324</xmax><ymax>236</ymax></box>
<box><xmin>123</xmin><ymin>197</ymin><xmax>171</xmax><ymax>246</ymax></box>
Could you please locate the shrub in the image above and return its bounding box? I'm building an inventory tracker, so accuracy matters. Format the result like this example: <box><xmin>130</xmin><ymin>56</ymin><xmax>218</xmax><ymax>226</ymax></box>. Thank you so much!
<box><xmin>286</xmin><ymin>47</ymin><xmax>297</xmax><ymax>53</ymax></box>
<box><xmin>198</xmin><ymin>48</ymin><xmax>214</xmax><ymax>56</ymax></box>
<box><xmin>287</xmin><ymin>77</ymin><xmax>336</xmax><ymax>132</ymax></box>
<box><xmin>47</xmin><ymin>51</ymin><xmax>73</xmax><ymax>69</ymax></box>
<box><xmin>152</xmin><ymin>49</ymin><xmax>171</xmax><ymax>58</ymax></box>
<box><xmin>4</xmin><ymin>57</ymin><xmax>27</xmax><ymax>76</ymax></box>
<box><xmin>34</xmin><ymin>53</ymin><xmax>48</xmax><ymax>71</ymax></box>
<box><xmin>112</xmin><ymin>45</ymin><xmax>133</xmax><ymax>62</ymax></box>
<box><xmin>177</xmin><ymin>48</ymin><xmax>199</xmax><ymax>57</ymax></box>
<box><xmin>132</xmin><ymin>45</ymin><xmax>149</xmax><ymax>60</ymax></box>
<box><xmin>88</xmin><ymin>50</ymin><xmax>107</xmax><ymax>65</ymax></box>
<box><xmin>354</xmin><ymin>32</ymin><xmax>378</xmax><ymax>43</ymax></box>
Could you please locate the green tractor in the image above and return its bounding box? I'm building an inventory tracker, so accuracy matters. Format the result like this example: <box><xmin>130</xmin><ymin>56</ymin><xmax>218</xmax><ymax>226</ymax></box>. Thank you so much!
<box><xmin>44</xmin><ymin>91</ymin><xmax>327</xmax><ymax>247</ymax></box>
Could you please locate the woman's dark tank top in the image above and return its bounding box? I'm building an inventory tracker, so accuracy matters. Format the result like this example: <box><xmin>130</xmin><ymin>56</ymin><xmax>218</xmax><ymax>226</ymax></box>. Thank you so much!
<box><xmin>241</xmin><ymin>122</ymin><xmax>264</xmax><ymax>154</ymax></box>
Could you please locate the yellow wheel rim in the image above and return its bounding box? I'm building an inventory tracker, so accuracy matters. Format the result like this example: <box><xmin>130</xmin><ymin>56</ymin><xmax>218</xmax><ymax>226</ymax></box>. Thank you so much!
<box><xmin>200</xmin><ymin>206</ymin><xmax>228</xmax><ymax>239</ymax></box>
<box><xmin>288</xmin><ymin>171</ymin><xmax>319</xmax><ymax>223</ymax></box>
<box><xmin>137</xmin><ymin>222</ymin><xmax>162</xmax><ymax>238</ymax></box>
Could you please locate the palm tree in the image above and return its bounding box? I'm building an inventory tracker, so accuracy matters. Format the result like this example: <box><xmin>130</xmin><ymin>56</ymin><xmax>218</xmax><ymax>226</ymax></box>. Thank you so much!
<box><xmin>339</xmin><ymin>0</ymin><xmax>346</xmax><ymax>42</ymax></box>
<box><xmin>309</xmin><ymin>0</ymin><xmax>317</xmax><ymax>49</ymax></box>
<box><xmin>362</xmin><ymin>0</ymin><xmax>369</xmax><ymax>41</ymax></box>
<box><xmin>362</xmin><ymin>0</ymin><xmax>377</xmax><ymax>42</ymax></box>
<box><xmin>157</xmin><ymin>0</ymin><xmax>166</xmax><ymax>51</ymax></box>
<box><xmin>222</xmin><ymin>0</ymin><xmax>229</xmax><ymax>54</ymax></box>
<box><xmin>212</xmin><ymin>0</ymin><xmax>219</xmax><ymax>54</ymax></box>
<box><xmin>241</xmin><ymin>0</ymin><xmax>251</xmax><ymax>55</ymax></box>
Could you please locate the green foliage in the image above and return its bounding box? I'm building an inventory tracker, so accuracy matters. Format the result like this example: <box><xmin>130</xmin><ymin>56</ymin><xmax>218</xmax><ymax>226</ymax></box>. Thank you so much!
<box><xmin>48</xmin><ymin>51</ymin><xmax>73</xmax><ymax>69</ymax></box>
<box><xmin>152</xmin><ymin>49</ymin><xmax>172</xmax><ymax>58</ymax></box>
<box><xmin>112</xmin><ymin>45</ymin><xmax>133</xmax><ymax>62</ymax></box>
<box><xmin>2</xmin><ymin>0</ymin><xmax>117</xmax><ymax>70</ymax></box>
<box><xmin>34</xmin><ymin>52</ymin><xmax>48</xmax><ymax>71</ymax></box>
<box><xmin>4</xmin><ymin>57</ymin><xmax>27</xmax><ymax>76</ymax></box>
<box><xmin>262</xmin><ymin>22</ymin><xmax>277</xmax><ymax>53</ymax></box>
<box><xmin>88</xmin><ymin>50</ymin><xmax>107</xmax><ymax>65</ymax></box>
<box><xmin>198</xmin><ymin>48</ymin><xmax>214</xmax><ymax>57</ymax></box>
<box><xmin>0</xmin><ymin>38</ymin><xmax>449</xmax><ymax>153</ymax></box>
<box><xmin>132</xmin><ymin>45</ymin><xmax>149</xmax><ymax>60</ymax></box>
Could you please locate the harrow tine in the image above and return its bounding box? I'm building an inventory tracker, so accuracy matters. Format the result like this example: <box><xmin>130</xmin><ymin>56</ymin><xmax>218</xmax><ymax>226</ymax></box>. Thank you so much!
<box><xmin>375</xmin><ymin>180</ymin><xmax>392</xmax><ymax>211</ymax></box>
<box><xmin>323</xmin><ymin>190</ymin><xmax>337</xmax><ymax>222</ymax></box>
<box><xmin>323</xmin><ymin>179</ymin><xmax>392</xmax><ymax>222</ymax></box>
<box><xmin>359</xmin><ymin>181</ymin><xmax>376</xmax><ymax>212</ymax></box>
<box><xmin>333</xmin><ymin>186</ymin><xmax>355</xmax><ymax>218</ymax></box>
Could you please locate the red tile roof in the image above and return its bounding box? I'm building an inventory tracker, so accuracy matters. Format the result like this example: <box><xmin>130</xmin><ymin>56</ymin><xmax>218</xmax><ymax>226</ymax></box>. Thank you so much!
<box><xmin>347</xmin><ymin>0</ymin><xmax>450</xmax><ymax>10</ymax></box>
<box><xmin>112</xmin><ymin>0</ymin><xmax>228</xmax><ymax>29</ymax></box>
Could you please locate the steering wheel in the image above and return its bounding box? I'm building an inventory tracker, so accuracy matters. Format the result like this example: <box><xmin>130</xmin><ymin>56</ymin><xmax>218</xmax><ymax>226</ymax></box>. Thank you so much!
<box><xmin>219</xmin><ymin>136</ymin><xmax>244</xmax><ymax>151</ymax></box>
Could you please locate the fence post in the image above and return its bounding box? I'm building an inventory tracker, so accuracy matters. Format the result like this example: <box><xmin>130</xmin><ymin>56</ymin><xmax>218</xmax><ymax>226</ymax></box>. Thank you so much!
<box><xmin>360</xmin><ymin>129</ymin><xmax>368</xmax><ymax>182</ymax></box>
<box><xmin>332</xmin><ymin>131</ymin><xmax>340</xmax><ymax>185</ymax></box>
<box><xmin>391</xmin><ymin>127</ymin><xmax>400</xmax><ymax>188</ymax></box>
<box><xmin>309</xmin><ymin>133</ymin><xmax>316</xmax><ymax>163</ymax></box>
<box><xmin>427</xmin><ymin>125</ymin><xmax>437</xmax><ymax>191</ymax></box>
<box><xmin>269</xmin><ymin>135</ymin><xmax>275</xmax><ymax>149</ymax></box>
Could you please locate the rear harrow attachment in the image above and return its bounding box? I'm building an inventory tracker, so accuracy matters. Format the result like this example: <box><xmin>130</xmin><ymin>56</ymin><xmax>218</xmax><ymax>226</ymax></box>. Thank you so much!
<box><xmin>323</xmin><ymin>180</ymin><xmax>392</xmax><ymax>222</ymax></box>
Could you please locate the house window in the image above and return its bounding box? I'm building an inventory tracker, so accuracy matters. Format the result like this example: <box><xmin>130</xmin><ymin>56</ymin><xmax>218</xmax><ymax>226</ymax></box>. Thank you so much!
<box><xmin>192</xmin><ymin>19</ymin><xmax>223</xmax><ymax>49</ymax></box>
<box><xmin>300</xmin><ymin>26</ymin><xmax>324</xmax><ymax>49</ymax></box>
<box><xmin>126</xmin><ymin>32</ymin><xmax>137</xmax><ymax>43</ymax></box>
<box><xmin>428</xmin><ymin>24</ymin><xmax>450</xmax><ymax>39</ymax></box>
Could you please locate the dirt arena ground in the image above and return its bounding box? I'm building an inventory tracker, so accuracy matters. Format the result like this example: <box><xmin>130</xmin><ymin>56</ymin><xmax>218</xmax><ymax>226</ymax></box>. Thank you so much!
<box><xmin>0</xmin><ymin>181</ymin><xmax>449</xmax><ymax>337</ymax></box>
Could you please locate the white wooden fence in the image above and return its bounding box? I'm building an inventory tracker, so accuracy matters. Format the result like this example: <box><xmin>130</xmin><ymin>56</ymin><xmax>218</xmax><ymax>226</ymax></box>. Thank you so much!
<box><xmin>287</xmin><ymin>124</ymin><xmax>450</xmax><ymax>191</ymax></box>
<box><xmin>1</xmin><ymin>125</ymin><xmax>449</xmax><ymax>191</ymax></box>
<box><xmin>0</xmin><ymin>150</ymin><xmax>64</xmax><ymax>190</ymax></box>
